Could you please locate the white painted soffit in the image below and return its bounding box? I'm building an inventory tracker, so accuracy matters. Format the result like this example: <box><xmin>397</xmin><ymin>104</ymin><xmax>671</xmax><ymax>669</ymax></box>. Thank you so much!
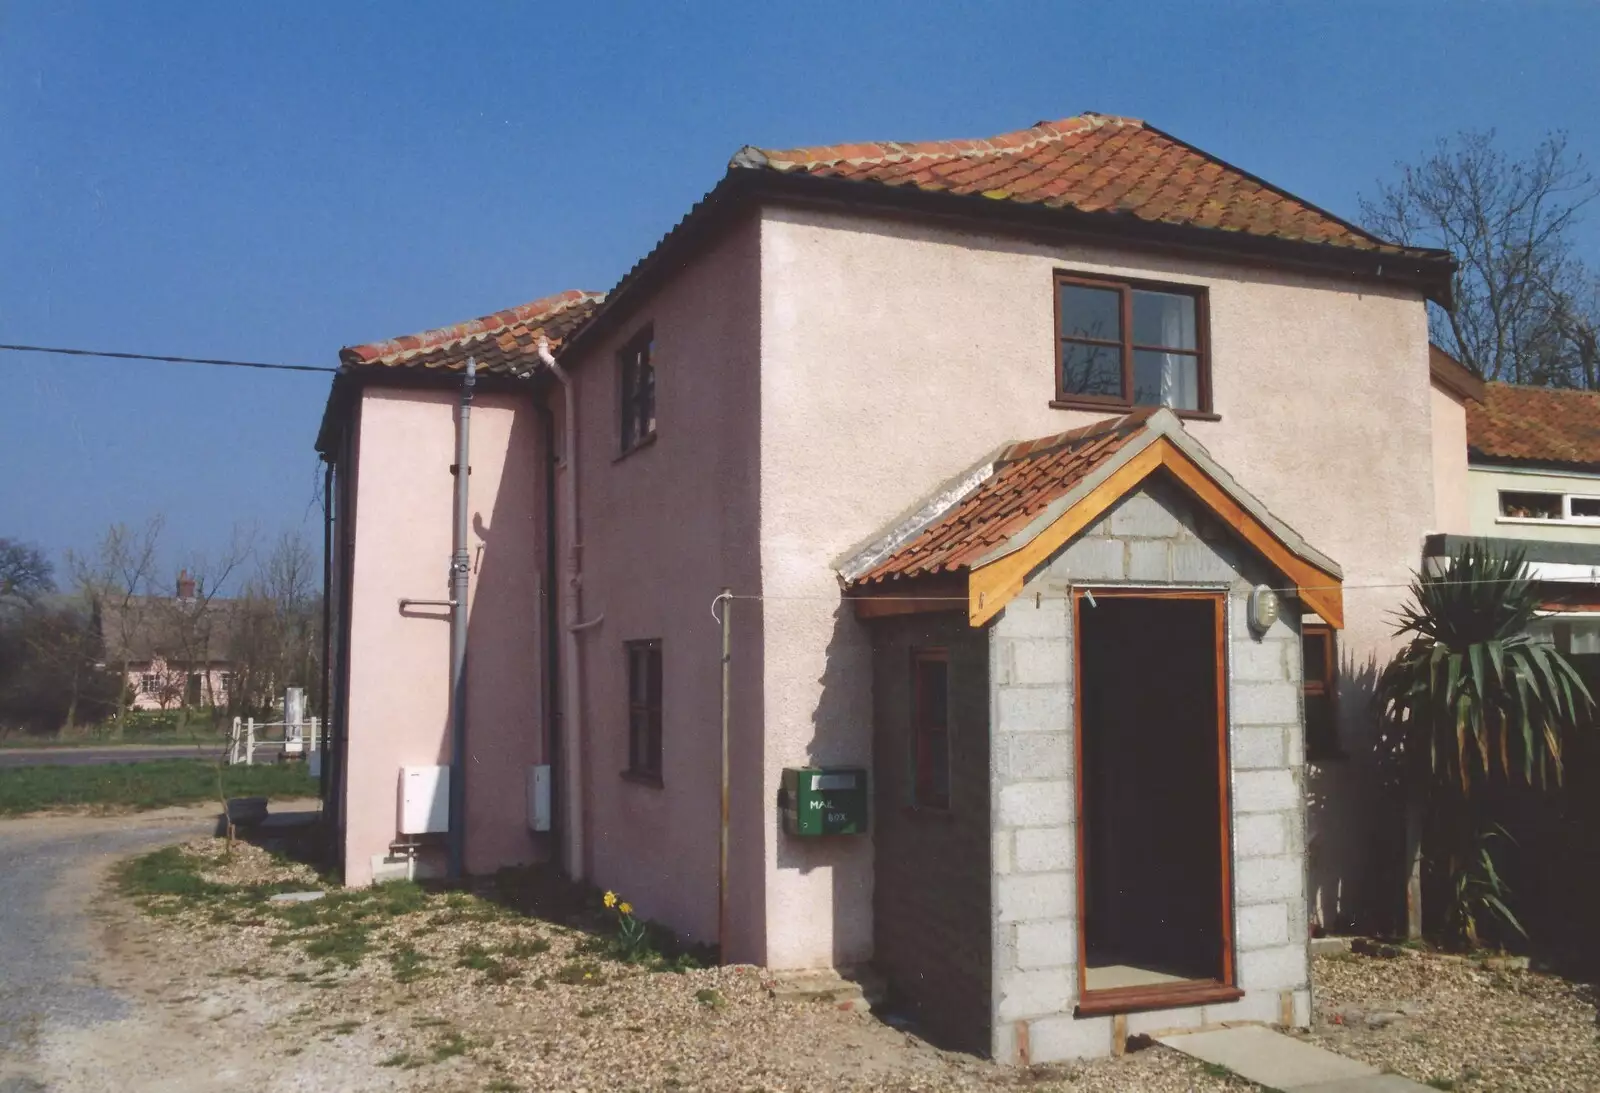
<box><xmin>1424</xmin><ymin>557</ymin><xmax>1600</xmax><ymax>585</ymax></box>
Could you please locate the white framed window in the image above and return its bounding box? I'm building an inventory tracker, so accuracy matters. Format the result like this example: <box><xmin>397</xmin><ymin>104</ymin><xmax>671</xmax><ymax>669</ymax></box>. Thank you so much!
<box><xmin>1497</xmin><ymin>489</ymin><xmax>1600</xmax><ymax>525</ymax></box>
<box><xmin>140</xmin><ymin>673</ymin><xmax>159</xmax><ymax>694</ymax></box>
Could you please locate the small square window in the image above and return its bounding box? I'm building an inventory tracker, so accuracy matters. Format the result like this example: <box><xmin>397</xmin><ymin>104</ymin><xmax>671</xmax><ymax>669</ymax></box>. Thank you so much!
<box><xmin>911</xmin><ymin>650</ymin><xmax>950</xmax><ymax>809</ymax></box>
<box><xmin>625</xmin><ymin>640</ymin><xmax>663</xmax><ymax>783</ymax></box>
<box><xmin>1570</xmin><ymin>496</ymin><xmax>1600</xmax><ymax>520</ymax></box>
<box><xmin>619</xmin><ymin>329</ymin><xmax>656</xmax><ymax>454</ymax></box>
<box><xmin>1054</xmin><ymin>273</ymin><xmax>1209</xmax><ymax>413</ymax></box>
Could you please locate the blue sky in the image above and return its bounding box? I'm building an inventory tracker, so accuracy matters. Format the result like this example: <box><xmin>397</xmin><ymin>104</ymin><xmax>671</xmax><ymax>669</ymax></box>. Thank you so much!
<box><xmin>3</xmin><ymin>1</ymin><xmax>1598</xmax><ymax>585</ymax></box>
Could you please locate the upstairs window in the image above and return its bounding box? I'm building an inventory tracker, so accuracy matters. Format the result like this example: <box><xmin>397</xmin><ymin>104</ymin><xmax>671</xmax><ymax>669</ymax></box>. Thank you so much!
<box><xmin>625</xmin><ymin>640</ymin><xmax>663</xmax><ymax>784</ymax></box>
<box><xmin>1054</xmin><ymin>273</ymin><xmax>1209</xmax><ymax>413</ymax></box>
<box><xmin>911</xmin><ymin>649</ymin><xmax>951</xmax><ymax>809</ymax></box>
<box><xmin>619</xmin><ymin>329</ymin><xmax>656</xmax><ymax>454</ymax></box>
<box><xmin>1499</xmin><ymin>489</ymin><xmax>1600</xmax><ymax>524</ymax></box>
<box><xmin>1302</xmin><ymin>625</ymin><xmax>1340</xmax><ymax>760</ymax></box>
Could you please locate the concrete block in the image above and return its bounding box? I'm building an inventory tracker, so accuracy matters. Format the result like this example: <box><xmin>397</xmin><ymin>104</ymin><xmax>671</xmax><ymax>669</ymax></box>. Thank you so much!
<box><xmin>1237</xmin><ymin>902</ymin><xmax>1291</xmax><ymax>948</ymax></box>
<box><xmin>1126</xmin><ymin>1005</ymin><xmax>1205</xmax><ymax>1037</ymax></box>
<box><xmin>1234</xmin><ymin>769</ymin><xmax>1300</xmax><ymax>813</ymax></box>
<box><xmin>1233</xmin><ymin>681</ymin><xmax>1301</xmax><ymax>725</ymax></box>
<box><xmin>1292</xmin><ymin>987</ymin><xmax>1311</xmax><ymax>1029</ymax></box>
<box><xmin>1015</xmin><ymin>918</ymin><xmax>1076</xmax><ymax>969</ymax></box>
<box><xmin>1008</xmin><ymin>732</ymin><xmax>1072</xmax><ymax>780</ymax></box>
<box><xmin>1170</xmin><ymin>540</ymin><xmax>1238</xmax><ymax>583</ymax></box>
<box><xmin>1027</xmin><ymin>1013</ymin><xmax>1113</xmax><ymax>1062</ymax></box>
<box><xmin>1285</xmin><ymin>722</ymin><xmax>1305</xmax><ymax>769</ymax></box>
<box><xmin>1237</xmin><ymin>855</ymin><xmax>1304</xmax><ymax>904</ymax></box>
<box><xmin>1232</xmin><ymin>637</ymin><xmax>1291</xmax><ymax>682</ymax></box>
<box><xmin>1109</xmin><ymin>491</ymin><xmax>1182</xmax><ymax>539</ymax></box>
<box><xmin>1127</xmin><ymin>539</ymin><xmax>1170</xmax><ymax>581</ymax></box>
<box><xmin>997</xmin><ymin>597</ymin><xmax>1068</xmax><ymax>639</ymax></box>
<box><xmin>1059</xmin><ymin>536</ymin><xmax>1125</xmax><ymax>582</ymax></box>
<box><xmin>998</xmin><ymin>780</ymin><xmax>1071</xmax><ymax>828</ymax></box>
<box><xmin>997</xmin><ymin>686</ymin><xmax>1070</xmax><ymax>734</ymax></box>
<box><xmin>992</xmin><ymin>1019</ymin><xmax>1021</xmax><ymax>1065</ymax></box>
<box><xmin>997</xmin><ymin>871</ymin><xmax>1073</xmax><ymax>922</ymax></box>
<box><xmin>1010</xmin><ymin>638</ymin><xmax>1070</xmax><ymax>686</ymax></box>
<box><xmin>1014</xmin><ymin>826</ymin><xmax>1074</xmax><ymax>873</ymax></box>
<box><xmin>1238</xmin><ymin>944</ymin><xmax>1308</xmax><ymax>991</ymax></box>
<box><xmin>993</xmin><ymin>829</ymin><xmax>1014</xmax><ymax>875</ymax></box>
<box><xmin>996</xmin><ymin>968</ymin><xmax>1074</xmax><ymax>1022</ymax></box>
<box><xmin>1231</xmin><ymin>726</ymin><xmax>1286</xmax><ymax>769</ymax></box>
<box><xmin>1233</xmin><ymin>812</ymin><xmax>1288</xmax><ymax>858</ymax></box>
<box><xmin>1202</xmin><ymin>990</ymin><xmax>1282</xmax><ymax>1026</ymax></box>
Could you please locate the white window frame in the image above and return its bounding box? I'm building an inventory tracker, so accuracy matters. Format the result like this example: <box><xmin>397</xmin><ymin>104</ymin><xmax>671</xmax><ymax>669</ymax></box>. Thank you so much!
<box><xmin>1496</xmin><ymin>488</ymin><xmax>1600</xmax><ymax>527</ymax></box>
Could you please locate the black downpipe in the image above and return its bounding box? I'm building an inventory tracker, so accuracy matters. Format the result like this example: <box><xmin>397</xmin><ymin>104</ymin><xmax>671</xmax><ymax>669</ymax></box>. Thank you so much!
<box><xmin>538</xmin><ymin>399</ymin><xmax>562</xmax><ymax>859</ymax></box>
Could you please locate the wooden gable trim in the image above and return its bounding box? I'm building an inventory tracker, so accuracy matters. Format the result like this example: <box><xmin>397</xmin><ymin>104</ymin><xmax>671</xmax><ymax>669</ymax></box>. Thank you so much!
<box><xmin>966</xmin><ymin>436</ymin><xmax>1344</xmax><ymax>628</ymax></box>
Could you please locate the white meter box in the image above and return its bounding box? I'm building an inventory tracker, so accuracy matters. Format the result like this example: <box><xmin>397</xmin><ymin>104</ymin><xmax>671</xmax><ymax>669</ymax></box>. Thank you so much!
<box><xmin>399</xmin><ymin>766</ymin><xmax>450</xmax><ymax>834</ymax></box>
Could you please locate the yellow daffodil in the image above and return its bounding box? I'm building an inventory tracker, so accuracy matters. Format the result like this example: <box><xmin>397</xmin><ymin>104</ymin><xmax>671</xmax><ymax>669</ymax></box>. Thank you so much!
<box><xmin>603</xmin><ymin>891</ymin><xmax>617</xmax><ymax>909</ymax></box>
<box><xmin>618</xmin><ymin>902</ymin><xmax>633</xmax><ymax>916</ymax></box>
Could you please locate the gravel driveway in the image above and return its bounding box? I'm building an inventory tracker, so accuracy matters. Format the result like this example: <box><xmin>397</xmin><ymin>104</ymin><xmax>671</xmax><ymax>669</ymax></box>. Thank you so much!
<box><xmin>0</xmin><ymin>802</ymin><xmax>379</xmax><ymax>1093</ymax></box>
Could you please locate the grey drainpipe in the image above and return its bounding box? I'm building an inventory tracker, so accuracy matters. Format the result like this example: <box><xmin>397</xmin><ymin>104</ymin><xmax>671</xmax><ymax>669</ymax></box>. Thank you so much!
<box><xmin>538</xmin><ymin>399</ymin><xmax>562</xmax><ymax>856</ymax></box>
<box><xmin>447</xmin><ymin>357</ymin><xmax>476</xmax><ymax>880</ymax></box>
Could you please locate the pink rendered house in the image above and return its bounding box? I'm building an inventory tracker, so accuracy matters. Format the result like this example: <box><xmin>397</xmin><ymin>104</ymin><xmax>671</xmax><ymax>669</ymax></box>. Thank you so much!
<box><xmin>315</xmin><ymin>113</ymin><xmax>1474</xmax><ymax>1060</ymax></box>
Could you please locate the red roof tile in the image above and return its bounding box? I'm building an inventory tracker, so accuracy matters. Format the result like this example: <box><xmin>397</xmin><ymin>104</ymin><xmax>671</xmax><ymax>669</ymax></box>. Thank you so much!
<box><xmin>735</xmin><ymin>113</ymin><xmax>1432</xmax><ymax>258</ymax></box>
<box><xmin>339</xmin><ymin>289</ymin><xmax>604</xmax><ymax>376</ymax></box>
<box><xmin>1467</xmin><ymin>382</ymin><xmax>1600</xmax><ymax>469</ymax></box>
<box><xmin>850</xmin><ymin>410</ymin><xmax>1156</xmax><ymax>586</ymax></box>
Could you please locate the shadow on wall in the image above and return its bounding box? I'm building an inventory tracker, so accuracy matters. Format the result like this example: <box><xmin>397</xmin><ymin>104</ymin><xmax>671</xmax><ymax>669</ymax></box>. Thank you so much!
<box><xmin>1305</xmin><ymin>652</ymin><xmax>1406</xmax><ymax>936</ymax></box>
<box><xmin>774</xmin><ymin>602</ymin><xmax>875</xmax><ymax>968</ymax></box>
<box><xmin>457</xmin><ymin>403</ymin><xmax>544</xmax><ymax>876</ymax></box>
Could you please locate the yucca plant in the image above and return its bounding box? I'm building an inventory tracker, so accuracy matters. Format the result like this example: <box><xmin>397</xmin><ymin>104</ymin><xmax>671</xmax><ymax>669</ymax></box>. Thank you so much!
<box><xmin>1378</xmin><ymin>542</ymin><xmax>1592</xmax><ymax>792</ymax></box>
<box><xmin>1377</xmin><ymin>542</ymin><xmax>1593</xmax><ymax>947</ymax></box>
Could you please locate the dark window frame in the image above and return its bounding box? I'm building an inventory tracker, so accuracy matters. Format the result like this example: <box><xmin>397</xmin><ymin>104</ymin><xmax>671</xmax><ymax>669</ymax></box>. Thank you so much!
<box><xmin>910</xmin><ymin>648</ymin><xmax>951</xmax><ymax>811</ymax></box>
<box><xmin>1051</xmin><ymin>270</ymin><xmax>1214</xmax><ymax>417</ymax></box>
<box><xmin>618</xmin><ymin>327</ymin><xmax>656</xmax><ymax>455</ymax></box>
<box><xmin>624</xmin><ymin>639</ymin><xmax>663</xmax><ymax>785</ymax></box>
<box><xmin>1302</xmin><ymin>623</ymin><xmax>1342</xmax><ymax>761</ymax></box>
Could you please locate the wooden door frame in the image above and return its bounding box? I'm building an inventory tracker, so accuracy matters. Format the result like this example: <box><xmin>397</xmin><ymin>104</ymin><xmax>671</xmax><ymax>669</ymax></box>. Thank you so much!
<box><xmin>1070</xmin><ymin>587</ymin><xmax>1244</xmax><ymax>1016</ymax></box>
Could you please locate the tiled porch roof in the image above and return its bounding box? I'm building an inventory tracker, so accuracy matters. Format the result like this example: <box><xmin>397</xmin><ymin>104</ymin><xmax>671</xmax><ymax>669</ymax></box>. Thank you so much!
<box><xmin>845</xmin><ymin>411</ymin><xmax>1157</xmax><ymax>586</ymax></box>
<box><xmin>734</xmin><ymin>113</ymin><xmax>1436</xmax><ymax>259</ymax></box>
<box><xmin>339</xmin><ymin>289</ymin><xmax>604</xmax><ymax>376</ymax></box>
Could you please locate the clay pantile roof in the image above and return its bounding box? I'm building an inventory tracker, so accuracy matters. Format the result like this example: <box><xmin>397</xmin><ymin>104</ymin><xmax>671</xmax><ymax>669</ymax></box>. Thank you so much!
<box><xmin>1468</xmin><ymin>382</ymin><xmax>1600</xmax><ymax>469</ymax></box>
<box><xmin>849</xmin><ymin>410</ymin><xmax>1157</xmax><ymax>586</ymax></box>
<box><xmin>733</xmin><ymin>113</ymin><xmax>1432</xmax><ymax>258</ymax></box>
<box><xmin>339</xmin><ymin>289</ymin><xmax>604</xmax><ymax>376</ymax></box>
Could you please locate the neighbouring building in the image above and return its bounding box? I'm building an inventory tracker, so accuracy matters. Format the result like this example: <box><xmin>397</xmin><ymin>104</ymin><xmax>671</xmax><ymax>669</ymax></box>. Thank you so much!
<box><xmin>106</xmin><ymin>571</ymin><xmax>236</xmax><ymax>710</ymax></box>
<box><xmin>316</xmin><ymin>113</ymin><xmax>1469</xmax><ymax>1060</ymax></box>
<box><xmin>1425</xmin><ymin>376</ymin><xmax>1600</xmax><ymax>661</ymax></box>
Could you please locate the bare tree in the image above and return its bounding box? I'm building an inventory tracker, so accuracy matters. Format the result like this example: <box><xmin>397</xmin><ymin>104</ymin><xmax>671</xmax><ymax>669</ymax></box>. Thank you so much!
<box><xmin>67</xmin><ymin>517</ymin><xmax>164</xmax><ymax>729</ymax></box>
<box><xmin>1362</xmin><ymin>130</ymin><xmax>1600</xmax><ymax>388</ymax></box>
<box><xmin>0</xmin><ymin>539</ymin><xmax>55</xmax><ymax>603</ymax></box>
<box><xmin>226</xmin><ymin>531</ymin><xmax>320</xmax><ymax>714</ymax></box>
<box><xmin>155</xmin><ymin>524</ymin><xmax>255</xmax><ymax>725</ymax></box>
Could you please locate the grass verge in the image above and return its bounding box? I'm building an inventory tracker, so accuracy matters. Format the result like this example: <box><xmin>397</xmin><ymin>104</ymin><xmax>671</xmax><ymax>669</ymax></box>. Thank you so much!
<box><xmin>0</xmin><ymin>759</ymin><xmax>316</xmax><ymax>816</ymax></box>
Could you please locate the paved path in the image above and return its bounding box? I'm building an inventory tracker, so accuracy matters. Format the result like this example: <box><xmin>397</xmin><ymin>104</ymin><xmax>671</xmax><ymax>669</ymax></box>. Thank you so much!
<box><xmin>1158</xmin><ymin>1026</ymin><xmax>1433</xmax><ymax>1092</ymax></box>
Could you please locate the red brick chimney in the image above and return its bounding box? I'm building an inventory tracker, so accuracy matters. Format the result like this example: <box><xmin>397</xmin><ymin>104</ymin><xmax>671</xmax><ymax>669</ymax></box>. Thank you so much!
<box><xmin>176</xmin><ymin>570</ymin><xmax>197</xmax><ymax>600</ymax></box>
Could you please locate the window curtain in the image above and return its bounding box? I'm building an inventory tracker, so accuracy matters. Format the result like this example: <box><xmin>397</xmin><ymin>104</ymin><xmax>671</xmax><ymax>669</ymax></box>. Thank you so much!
<box><xmin>1159</xmin><ymin>301</ymin><xmax>1199</xmax><ymax>410</ymax></box>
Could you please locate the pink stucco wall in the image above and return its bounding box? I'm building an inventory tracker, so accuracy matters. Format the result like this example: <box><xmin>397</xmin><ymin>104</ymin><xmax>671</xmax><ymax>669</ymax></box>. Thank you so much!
<box><xmin>1430</xmin><ymin>383</ymin><xmax>1471</xmax><ymax>535</ymax></box>
<box><xmin>342</xmin><ymin>387</ymin><xmax>545</xmax><ymax>885</ymax></box>
<box><xmin>756</xmin><ymin>204</ymin><xmax>1436</xmax><ymax>956</ymax></box>
<box><xmin>551</xmin><ymin>216</ymin><xmax>767</xmax><ymax>961</ymax></box>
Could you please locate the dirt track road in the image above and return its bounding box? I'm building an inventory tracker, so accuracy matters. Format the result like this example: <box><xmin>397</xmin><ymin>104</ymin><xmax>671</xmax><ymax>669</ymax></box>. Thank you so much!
<box><xmin>0</xmin><ymin>802</ymin><xmax>401</xmax><ymax>1093</ymax></box>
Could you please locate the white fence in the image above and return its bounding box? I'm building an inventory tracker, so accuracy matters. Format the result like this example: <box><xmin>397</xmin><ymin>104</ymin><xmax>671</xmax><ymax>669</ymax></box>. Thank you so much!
<box><xmin>228</xmin><ymin>715</ymin><xmax>322</xmax><ymax>766</ymax></box>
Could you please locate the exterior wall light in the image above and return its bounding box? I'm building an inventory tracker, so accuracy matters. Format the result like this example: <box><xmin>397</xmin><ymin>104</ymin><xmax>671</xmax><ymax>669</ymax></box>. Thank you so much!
<box><xmin>1247</xmin><ymin>585</ymin><xmax>1281</xmax><ymax>637</ymax></box>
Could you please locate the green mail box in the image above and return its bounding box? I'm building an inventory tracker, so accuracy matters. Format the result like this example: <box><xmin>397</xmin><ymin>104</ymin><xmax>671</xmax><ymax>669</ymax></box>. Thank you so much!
<box><xmin>781</xmin><ymin>767</ymin><xmax>868</xmax><ymax>836</ymax></box>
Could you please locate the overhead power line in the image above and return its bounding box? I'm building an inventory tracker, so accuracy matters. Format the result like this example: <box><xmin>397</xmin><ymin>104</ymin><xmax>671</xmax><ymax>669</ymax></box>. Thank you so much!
<box><xmin>0</xmin><ymin>343</ymin><xmax>337</xmax><ymax>374</ymax></box>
